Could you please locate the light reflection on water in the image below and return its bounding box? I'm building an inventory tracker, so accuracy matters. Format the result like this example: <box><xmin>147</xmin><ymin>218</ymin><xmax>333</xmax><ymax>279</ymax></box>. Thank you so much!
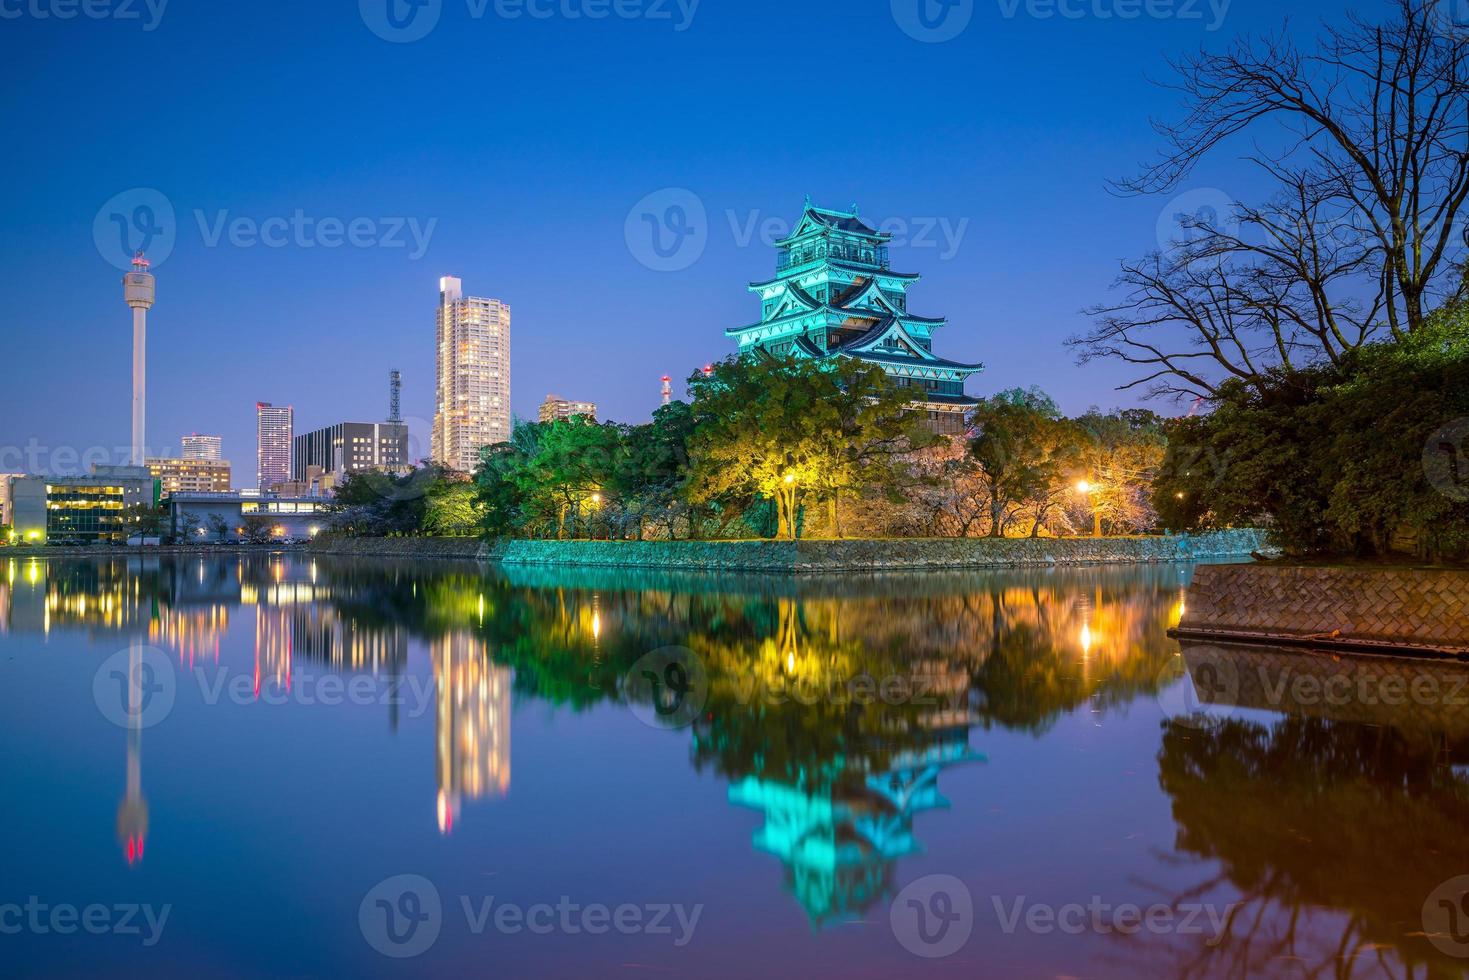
<box><xmin>0</xmin><ymin>554</ymin><xmax>1466</xmax><ymax>978</ymax></box>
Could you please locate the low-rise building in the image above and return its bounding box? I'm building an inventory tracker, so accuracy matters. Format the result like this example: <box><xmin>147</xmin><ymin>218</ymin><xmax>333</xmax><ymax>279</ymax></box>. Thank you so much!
<box><xmin>147</xmin><ymin>457</ymin><xmax>232</xmax><ymax>495</ymax></box>
<box><xmin>166</xmin><ymin>491</ymin><xmax>332</xmax><ymax>543</ymax></box>
<box><xmin>539</xmin><ymin>395</ymin><xmax>597</xmax><ymax>424</ymax></box>
<box><xmin>10</xmin><ymin>466</ymin><xmax>158</xmax><ymax>544</ymax></box>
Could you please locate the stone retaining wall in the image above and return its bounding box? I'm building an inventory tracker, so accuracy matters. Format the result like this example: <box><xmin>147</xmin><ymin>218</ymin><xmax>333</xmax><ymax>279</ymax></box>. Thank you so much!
<box><xmin>1176</xmin><ymin>563</ymin><xmax>1469</xmax><ymax>655</ymax></box>
<box><xmin>308</xmin><ymin>536</ymin><xmax>489</xmax><ymax>561</ymax></box>
<box><xmin>482</xmin><ymin>530</ymin><xmax>1269</xmax><ymax>572</ymax></box>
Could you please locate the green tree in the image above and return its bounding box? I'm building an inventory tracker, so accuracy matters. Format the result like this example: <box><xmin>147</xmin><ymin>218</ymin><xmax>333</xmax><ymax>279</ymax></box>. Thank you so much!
<box><xmin>423</xmin><ymin>476</ymin><xmax>482</xmax><ymax>536</ymax></box>
<box><xmin>520</xmin><ymin>418</ymin><xmax>623</xmax><ymax>539</ymax></box>
<box><xmin>1155</xmin><ymin>306</ymin><xmax>1469</xmax><ymax>558</ymax></box>
<box><xmin>968</xmin><ymin>388</ymin><xmax>1086</xmax><ymax>537</ymax></box>
<box><xmin>687</xmin><ymin>356</ymin><xmax>932</xmax><ymax>540</ymax></box>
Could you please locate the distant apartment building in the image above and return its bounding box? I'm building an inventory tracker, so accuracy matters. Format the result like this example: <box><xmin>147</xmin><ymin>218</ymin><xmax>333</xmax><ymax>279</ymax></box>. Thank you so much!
<box><xmin>293</xmin><ymin>421</ymin><xmax>410</xmax><ymax>483</ymax></box>
<box><xmin>181</xmin><ymin>434</ymin><xmax>223</xmax><ymax>460</ymax></box>
<box><xmin>433</xmin><ymin>277</ymin><xmax>510</xmax><ymax>473</ymax></box>
<box><xmin>9</xmin><ymin>466</ymin><xmax>157</xmax><ymax>544</ymax></box>
<box><xmin>539</xmin><ymin>395</ymin><xmax>597</xmax><ymax>424</ymax></box>
<box><xmin>147</xmin><ymin>457</ymin><xmax>232</xmax><ymax>495</ymax></box>
<box><xmin>256</xmin><ymin>402</ymin><xmax>293</xmax><ymax>491</ymax></box>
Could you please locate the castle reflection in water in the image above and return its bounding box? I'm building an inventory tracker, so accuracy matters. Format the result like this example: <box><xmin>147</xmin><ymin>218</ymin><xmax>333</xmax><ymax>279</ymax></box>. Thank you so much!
<box><xmin>6</xmin><ymin>554</ymin><xmax>1469</xmax><ymax>973</ymax></box>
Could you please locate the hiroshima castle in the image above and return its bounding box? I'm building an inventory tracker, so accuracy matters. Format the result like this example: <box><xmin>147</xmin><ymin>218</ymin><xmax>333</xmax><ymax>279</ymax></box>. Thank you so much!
<box><xmin>727</xmin><ymin>201</ymin><xmax>983</xmax><ymax>434</ymax></box>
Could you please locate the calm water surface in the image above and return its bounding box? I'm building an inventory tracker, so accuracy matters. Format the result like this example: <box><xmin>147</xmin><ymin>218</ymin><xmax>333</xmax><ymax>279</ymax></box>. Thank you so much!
<box><xmin>1</xmin><ymin>555</ymin><xmax>1466</xmax><ymax>978</ymax></box>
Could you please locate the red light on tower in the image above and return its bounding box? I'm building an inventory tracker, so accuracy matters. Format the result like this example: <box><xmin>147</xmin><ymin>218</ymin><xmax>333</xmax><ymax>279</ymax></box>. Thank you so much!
<box><xmin>702</xmin><ymin>364</ymin><xmax>713</xmax><ymax>377</ymax></box>
<box><xmin>661</xmin><ymin>376</ymin><xmax>672</xmax><ymax>406</ymax></box>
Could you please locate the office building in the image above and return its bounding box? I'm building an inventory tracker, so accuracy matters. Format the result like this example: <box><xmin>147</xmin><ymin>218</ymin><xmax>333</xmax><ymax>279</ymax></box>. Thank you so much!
<box><xmin>433</xmin><ymin>277</ymin><xmax>510</xmax><ymax>473</ymax></box>
<box><xmin>539</xmin><ymin>395</ymin><xmax>597</xmax><ymax>424</ymax></box>
<box><xmin>293</xmin><ymin>421</ymin><xmax>410</xmax><ymax>483</ymax></box>
<box><xmin>181</xmin><ymin>434</ymin><xmax>223</xmax><ymax>461</ymax></box>
<box><xmin>147</xmin><ymin>457</ymin><xmax>232</xmax><ymax>495</ymax></box>
<box><xmin>256</xmin><ymin>402</ymin><xmax>293</xmax><ymax>491</ymax></box>
<box><xmin>10</xmin><ymin>466</ymin><xmax>157</xmax><ymax>544</ymax></box>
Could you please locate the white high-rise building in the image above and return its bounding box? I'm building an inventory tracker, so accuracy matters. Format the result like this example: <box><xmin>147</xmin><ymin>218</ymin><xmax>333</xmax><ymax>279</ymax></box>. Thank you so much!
<box><xmin>181</xmin><ymin>434</ymin><xmax>223</xmax><ymax>461</ymax></box>
<box><xmin>433</xmin><ymin>277</ymin><xmax>511</xmax><ymax>473</ymax></box>
<box><xmin>256</xmin><ymin>402</ymin><xmax>293</xmax><ymax>491</ymax></box>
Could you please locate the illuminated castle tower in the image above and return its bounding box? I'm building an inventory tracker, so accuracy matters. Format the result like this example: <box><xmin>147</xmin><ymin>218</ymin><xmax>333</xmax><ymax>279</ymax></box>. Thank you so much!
<box><xmin>727</xmin><ymin>202</ymin><xmax>983</xmax><ymax>435</ymax></box>
<box><xmin>123</xmin><ymin>252</ymin><xmax>156</xmax><ymax>466</ymax></box>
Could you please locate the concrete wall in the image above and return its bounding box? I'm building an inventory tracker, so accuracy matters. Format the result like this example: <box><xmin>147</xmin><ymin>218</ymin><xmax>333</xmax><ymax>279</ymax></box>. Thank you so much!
<box><xmin>1177</xmin><ymin>563</ymin><xmax>1469</xmax><ymax>655</ymax></box>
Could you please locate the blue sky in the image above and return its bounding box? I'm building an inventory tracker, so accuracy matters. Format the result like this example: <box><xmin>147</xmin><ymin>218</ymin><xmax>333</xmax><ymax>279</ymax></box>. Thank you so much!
<box><xmin>0</xmin><ymin>0</ymin><xmax>1353</xmax><ymax>482</ymax></box>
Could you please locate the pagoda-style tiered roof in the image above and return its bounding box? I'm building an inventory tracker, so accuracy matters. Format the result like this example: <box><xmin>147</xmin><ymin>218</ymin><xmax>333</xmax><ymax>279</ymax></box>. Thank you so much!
<box><xmin>727</xmin><ymin>201</ymin><xmax>983</xmax><ymax>434</ymax></box>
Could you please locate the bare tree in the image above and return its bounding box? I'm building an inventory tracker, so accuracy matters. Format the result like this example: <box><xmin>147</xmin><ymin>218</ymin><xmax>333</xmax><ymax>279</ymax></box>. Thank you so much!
<box><xmin>1075</xmin><ymin>1</ymin><xmax>1469</xmax><ymax>398</ymax></box>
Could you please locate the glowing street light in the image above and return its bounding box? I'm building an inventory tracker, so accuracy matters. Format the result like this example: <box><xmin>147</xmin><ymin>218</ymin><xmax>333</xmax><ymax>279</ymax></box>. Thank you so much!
<box><xmin>1076</xmin><ymin>478</ymin><xmax>1102</xmax><ymax>538</ymax></box>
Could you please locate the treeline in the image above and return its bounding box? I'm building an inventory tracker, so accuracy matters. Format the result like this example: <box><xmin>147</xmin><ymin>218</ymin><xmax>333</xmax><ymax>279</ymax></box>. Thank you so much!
<box><xmin>466</xmin><ymin>357</ymin><xmax>1168</xmax><ymax>541</ymax></box>
<box><xmin>1157</xmin><ymin>306</ymin><xmax>1469</xmax><ymax>561</ymax></box>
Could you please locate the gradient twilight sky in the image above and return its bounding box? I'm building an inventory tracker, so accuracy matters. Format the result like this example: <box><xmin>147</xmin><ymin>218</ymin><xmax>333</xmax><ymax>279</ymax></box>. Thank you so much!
<box><xmin>1</xmin><ymin>0</ymin><xmax>1352</xmax><ymax>483</ymax></box>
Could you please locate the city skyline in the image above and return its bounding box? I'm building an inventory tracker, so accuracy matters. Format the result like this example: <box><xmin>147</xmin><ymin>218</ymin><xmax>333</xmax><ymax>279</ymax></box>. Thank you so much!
<box><xmin>0</xmin><ymin>1</ymin><xmax>1343</xmax><ymax>485</ymax></box>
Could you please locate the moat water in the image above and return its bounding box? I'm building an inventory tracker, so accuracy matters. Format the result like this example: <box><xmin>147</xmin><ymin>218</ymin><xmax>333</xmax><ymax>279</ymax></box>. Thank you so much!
<box><xmin>2</xmin><ymin>554</ymin><xmax>1467</xmax><ymax>978</ymax></box>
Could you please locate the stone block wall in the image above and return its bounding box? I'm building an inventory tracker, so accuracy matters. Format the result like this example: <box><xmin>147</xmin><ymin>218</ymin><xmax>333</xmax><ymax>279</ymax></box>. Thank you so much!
<box><xmin>1178</xmin><ymin>563</ymin><xmax>1469</xmax><ymax>654</ymax></box>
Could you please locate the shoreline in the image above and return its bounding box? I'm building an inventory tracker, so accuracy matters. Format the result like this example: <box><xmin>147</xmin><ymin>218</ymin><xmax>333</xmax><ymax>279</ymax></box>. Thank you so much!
<box><xmin>307</xmin><ymin>530</ymin><xmax>1271</xmax><ymax>572</ymax></box>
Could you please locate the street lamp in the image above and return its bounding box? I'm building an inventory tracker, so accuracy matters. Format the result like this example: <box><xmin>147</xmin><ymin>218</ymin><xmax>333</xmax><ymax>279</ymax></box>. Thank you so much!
<box><xmin>1076</xmin><ymin>479</ymin><xmax>1102</xmax><ymax>538</ymax></box>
